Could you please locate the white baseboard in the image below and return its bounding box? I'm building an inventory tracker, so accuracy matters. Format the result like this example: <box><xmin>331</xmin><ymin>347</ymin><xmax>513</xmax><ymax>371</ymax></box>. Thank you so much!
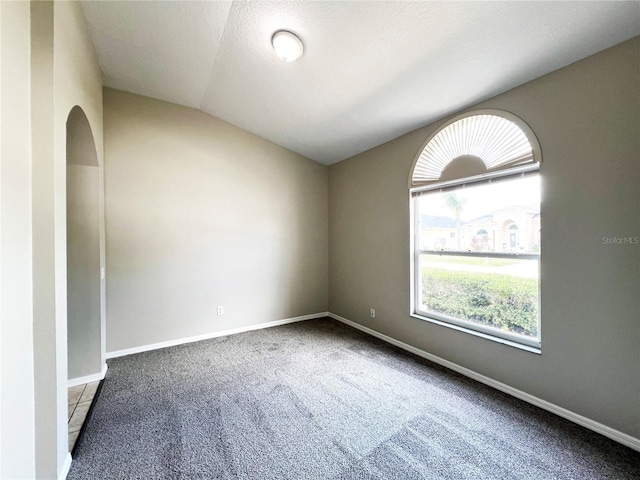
<box><xmin>67</xmin><ymin>363</ymin><xmax>108</xmax><ymax>388</ymax></box>
<box><xmin>328</xmin><ymin>312</ymin><xmax>640</xmax><ymax>452</ymax></box>
<box><xmin>106</xmin><ymin>312</ymin><xmax>329</xmax><ymax>359</ymax></box>
<box><xmin>59</xmin><ymin>452</ymin><xmax>72</xmax><ymax>480</ymax></box>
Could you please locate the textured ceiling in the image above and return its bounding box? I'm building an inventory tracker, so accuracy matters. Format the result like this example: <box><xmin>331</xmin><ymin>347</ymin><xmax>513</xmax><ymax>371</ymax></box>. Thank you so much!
<box><xmin>81</xmin><ymin>1</ymin><xmax>640</xmax><ymax>165</ymax></box>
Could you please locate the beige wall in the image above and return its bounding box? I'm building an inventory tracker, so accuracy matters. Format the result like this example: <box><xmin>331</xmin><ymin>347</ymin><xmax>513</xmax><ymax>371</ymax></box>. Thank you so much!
<box><xmin>329</xmin><ymin>37</ymin><xmax>640</xmax><ymax>439</ymax></box>
<box><xmin>104</xmin><ymin>88</ymin><xmax>328</xmax><ymax>353</ymax></box>
<box><xmin>0</xmin><ymin>2</ymin><xmax>36</xmax><ymax>477</ymax></box>
<box><xmin>29</xmin><ymin>1</ymin><xmax>105</xmax><ymax>477</ymax></box>
<box><xmin>1</xmin><ymin>1</ymin><xmax>103</xmax><ymax>477</ymax></box>
<box><xmin>67</xmin><ymin>162</ymin><xmax>101</xmax><ymax>379</ymax></box>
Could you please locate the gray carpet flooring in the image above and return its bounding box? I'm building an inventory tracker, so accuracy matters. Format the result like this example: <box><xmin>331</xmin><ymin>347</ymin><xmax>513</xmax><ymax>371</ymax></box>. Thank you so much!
<box><xmin>69</xmin><ymin>318</ymin><xmax>640</xmax><ymax>479</ymax></box>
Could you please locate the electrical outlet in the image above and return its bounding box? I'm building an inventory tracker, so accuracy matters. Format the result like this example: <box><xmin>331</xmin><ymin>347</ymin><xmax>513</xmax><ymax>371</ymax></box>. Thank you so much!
<box><xmin>217</xmin><ymin>306</ymin><xmax>224</xmax><ymax>316</ymax></box>
<box><xmin>370</xmin><ymin>308</ymin><xmax>376</xmax><ymax>318</ymax></box>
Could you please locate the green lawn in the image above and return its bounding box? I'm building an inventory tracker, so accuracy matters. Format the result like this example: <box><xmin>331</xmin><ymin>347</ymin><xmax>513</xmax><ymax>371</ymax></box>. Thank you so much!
<box><xmin>421</xmin><ymin>267</ymin><xmax>538</xmax><ymax>338</ymax></box>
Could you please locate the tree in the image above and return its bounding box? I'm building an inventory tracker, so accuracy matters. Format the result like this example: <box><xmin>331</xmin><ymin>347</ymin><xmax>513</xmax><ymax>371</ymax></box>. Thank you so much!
<box><xmin>443</xmin><ymin>193</ymin><xmax>466</xmax><ymax>249</ymax></box>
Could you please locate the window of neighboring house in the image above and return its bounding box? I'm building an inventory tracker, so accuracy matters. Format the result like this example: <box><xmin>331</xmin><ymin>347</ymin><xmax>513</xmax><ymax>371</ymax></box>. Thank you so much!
<box><xmin>409</xmin><ymin>110</ymin><xmax>542</xmax><ymax>351</ymax></box>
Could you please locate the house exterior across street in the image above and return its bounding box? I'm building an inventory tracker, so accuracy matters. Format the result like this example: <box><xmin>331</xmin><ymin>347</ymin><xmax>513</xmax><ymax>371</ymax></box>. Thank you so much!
<box><xmin>421</xmin><ymin>205</ymin><xmax>540</xmax><ymax>253</ymax></box>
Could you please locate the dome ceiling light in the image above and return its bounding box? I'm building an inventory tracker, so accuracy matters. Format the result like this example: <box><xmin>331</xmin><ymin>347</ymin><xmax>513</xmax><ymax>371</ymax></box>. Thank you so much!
<box><xmin>271</xmin><ymin>30</ymin><xmax>304</xmax><ymax>62</ymax></box>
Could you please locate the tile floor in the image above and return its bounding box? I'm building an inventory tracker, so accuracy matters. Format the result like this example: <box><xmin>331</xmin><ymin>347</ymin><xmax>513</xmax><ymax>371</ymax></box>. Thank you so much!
<box><xmin>68</xmin><ymin>381</ymin><xmax>100</xmax><ymax>452</ymax></box>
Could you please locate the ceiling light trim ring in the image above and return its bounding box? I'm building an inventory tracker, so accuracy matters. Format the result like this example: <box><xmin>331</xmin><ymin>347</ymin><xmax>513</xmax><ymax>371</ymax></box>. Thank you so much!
<box><xmin>271</xmin><ymin>30</ymin><xmax>304</xmax><ymax>62</ymax></box>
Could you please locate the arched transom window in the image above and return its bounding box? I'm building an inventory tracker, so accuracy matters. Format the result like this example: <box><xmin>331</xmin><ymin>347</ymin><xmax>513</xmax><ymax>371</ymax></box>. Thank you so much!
<box><xmin>410</xmin><ymin>109</ymin><xmax>541</xmax><ymax>187</ymax></box>
<box><xmin>410</xmin><ymin>110</ymin><xmax>542</xmax><ymax>351</ymax></box>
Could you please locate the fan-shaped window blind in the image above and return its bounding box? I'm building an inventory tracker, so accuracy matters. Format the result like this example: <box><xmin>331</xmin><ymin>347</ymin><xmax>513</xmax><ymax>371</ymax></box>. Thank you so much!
<box><xmin>410</xmin><ymin>110</ymin><xmax>541</xmax><ymax>188</ymax></box>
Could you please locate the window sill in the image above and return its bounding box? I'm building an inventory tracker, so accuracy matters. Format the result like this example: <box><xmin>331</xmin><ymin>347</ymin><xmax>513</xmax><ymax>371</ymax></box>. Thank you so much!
<box><xmin>410</xmin><ymin>313</ymin><xmax>541</xmax><ymax>355</ymax></box>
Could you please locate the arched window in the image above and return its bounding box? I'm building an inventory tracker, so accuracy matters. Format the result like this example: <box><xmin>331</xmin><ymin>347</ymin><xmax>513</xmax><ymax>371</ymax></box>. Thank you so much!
<box><xmin>410</xmin><ymin>110</ymin><xmax>541</xmax><ymax>351</ymax></box>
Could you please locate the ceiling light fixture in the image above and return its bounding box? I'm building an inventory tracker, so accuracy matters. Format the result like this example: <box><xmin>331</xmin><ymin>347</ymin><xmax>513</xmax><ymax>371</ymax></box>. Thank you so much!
<box><xmin>271</xmin><ymin>30</ymin><xmax>304</xmax><ymax>62</ymax></box>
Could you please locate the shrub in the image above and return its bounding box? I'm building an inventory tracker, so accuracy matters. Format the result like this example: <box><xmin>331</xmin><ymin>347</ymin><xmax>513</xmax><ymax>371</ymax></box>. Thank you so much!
<box><xmin>422</xmin><ymin>268</ymin><xmax>538</xmax><ymax>337</ymax></box>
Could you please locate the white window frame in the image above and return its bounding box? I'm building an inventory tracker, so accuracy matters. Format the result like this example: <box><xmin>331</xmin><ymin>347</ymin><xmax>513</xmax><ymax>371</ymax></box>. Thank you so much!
<box><xmin>408</xmin><ymin>110</ymin><xmax>542</xmax><ymax>353</ymax></box>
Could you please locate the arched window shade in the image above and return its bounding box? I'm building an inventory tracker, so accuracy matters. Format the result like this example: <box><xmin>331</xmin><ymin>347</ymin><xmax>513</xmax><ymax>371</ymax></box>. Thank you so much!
<box><xmin>410</xmin><ymin>110</ymin><xmax>541</xmax><ymax>188</ymax></box>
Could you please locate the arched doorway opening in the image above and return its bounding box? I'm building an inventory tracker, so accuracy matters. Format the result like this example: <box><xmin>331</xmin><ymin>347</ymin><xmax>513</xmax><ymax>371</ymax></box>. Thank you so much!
<box><xmin>66</xmin><ymin>106</ymin><xmax>102</xmax><ymax>451</ymax></box>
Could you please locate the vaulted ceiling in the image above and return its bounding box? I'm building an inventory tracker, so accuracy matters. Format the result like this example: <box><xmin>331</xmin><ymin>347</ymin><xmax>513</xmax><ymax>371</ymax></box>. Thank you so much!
<box><xmin>80</xmin><ymin>1</ymin><xmax>640</xmax><ymax>165</ymax></box>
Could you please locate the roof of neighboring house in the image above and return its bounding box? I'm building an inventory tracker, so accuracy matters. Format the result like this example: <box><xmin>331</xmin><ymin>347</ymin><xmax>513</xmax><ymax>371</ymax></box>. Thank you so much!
<box><xmin>421</xmin><ymin>215</ymin><xmax>460</xmax><ymax>228</ymax></box>
<box><xmin>422</xmin><ymin>205</ymin><xmax>539</xmax><ymax>229</ymax></box>
<box><xmin>489</xmin><ymin>204</ymin><xmax>540</xmax><ymax>215</ymax></box>
<box><xmin>466</xmin><ymin>205</ymin><xmax>540</xmax><ymax>224</ymax></box>
<box><xmin>464</xmin><ymin>214</ymin><xmax>497</xmax><ymax>226</ymax></box>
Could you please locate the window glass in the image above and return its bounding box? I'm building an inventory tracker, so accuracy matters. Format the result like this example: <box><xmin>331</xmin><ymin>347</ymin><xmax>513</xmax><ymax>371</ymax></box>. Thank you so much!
<box><xmin>414</xmin><ymin>174</ymin><xmax>540</xmax><ymax>347</ymax></box>
<box><xmin>417</xmin><ymin>175</ymin><xmax>540</xmax><ymax>254</ymax></box>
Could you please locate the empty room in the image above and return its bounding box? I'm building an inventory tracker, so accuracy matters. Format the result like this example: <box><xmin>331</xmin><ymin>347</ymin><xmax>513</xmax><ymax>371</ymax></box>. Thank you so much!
<box><xmin>1</xmin><ymin>1</ymin><xmax>639</xmax><ymax>479</ymax></box>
